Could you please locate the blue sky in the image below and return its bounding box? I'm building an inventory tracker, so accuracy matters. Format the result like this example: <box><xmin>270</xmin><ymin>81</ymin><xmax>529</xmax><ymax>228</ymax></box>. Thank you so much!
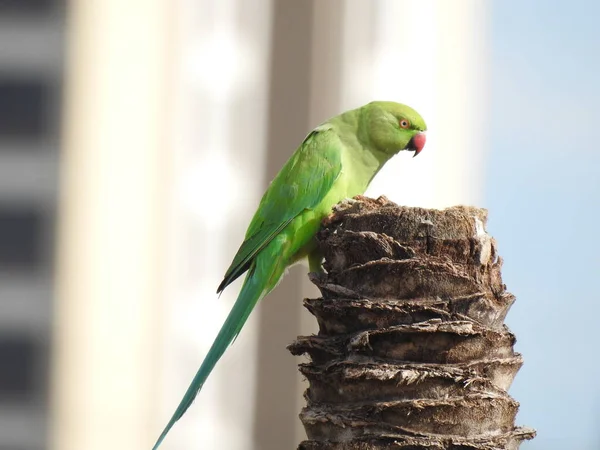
<box><xmin>487</xmin><ymin>1</ymin><xmax>600</xmax><ymax>448</ymax></box>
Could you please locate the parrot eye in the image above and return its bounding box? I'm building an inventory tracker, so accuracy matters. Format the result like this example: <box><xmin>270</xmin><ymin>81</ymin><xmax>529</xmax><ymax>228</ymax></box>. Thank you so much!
<box><xmin>399</xmin><ymin>119</ymin><xmax>410</xmax><ymax>129</ymax></box>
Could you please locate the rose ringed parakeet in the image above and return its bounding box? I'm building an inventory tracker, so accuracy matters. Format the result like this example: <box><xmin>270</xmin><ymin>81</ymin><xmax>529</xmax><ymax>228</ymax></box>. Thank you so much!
<box><xmin>153</xmin><ymin>101</ymin><xmax>427</xmax><ymax>449</ymax></box>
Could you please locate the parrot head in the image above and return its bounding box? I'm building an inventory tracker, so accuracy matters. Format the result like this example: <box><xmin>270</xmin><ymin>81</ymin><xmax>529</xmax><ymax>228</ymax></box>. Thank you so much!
<box><xmin>363</xmin><ymin>101</ymin><xmax>427</xmax><ymax>157</ymax></box>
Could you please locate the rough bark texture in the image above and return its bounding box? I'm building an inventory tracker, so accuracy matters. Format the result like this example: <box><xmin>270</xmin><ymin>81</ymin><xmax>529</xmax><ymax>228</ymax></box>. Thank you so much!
<box><xmin>289</xmin><ymin>196</ymin><xmax>535</xmax><ymax>450</ymax></box>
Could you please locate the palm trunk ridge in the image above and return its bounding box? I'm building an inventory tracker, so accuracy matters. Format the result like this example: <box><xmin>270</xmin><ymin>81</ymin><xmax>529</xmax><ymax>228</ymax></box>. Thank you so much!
<box><xmin>289</xmin><ymin>196</ymin><xmax>535</xmax><ymax>450</ymax></box>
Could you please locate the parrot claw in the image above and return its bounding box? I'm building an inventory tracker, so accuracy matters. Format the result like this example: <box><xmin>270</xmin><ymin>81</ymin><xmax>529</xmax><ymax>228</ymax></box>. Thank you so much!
<box><xmin>333</xmin><ymin>197</ymin><xmax>358</xmax><ymax>212</ymax></box>
<box><xmin>324</xmin><ymin>196</ymin><xmax>369</xmax><ymax>226</ymax></box>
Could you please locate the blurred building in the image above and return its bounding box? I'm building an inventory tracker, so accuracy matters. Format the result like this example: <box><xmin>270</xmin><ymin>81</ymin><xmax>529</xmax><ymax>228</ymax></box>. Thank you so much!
<box><xmin>0</xmin><ymin>1</ymin><xmax>490</xmax><ymax>450</ymax></box>
<box><xmin>0</xmin><ymin>1</ymin><xmax>64</xmax><ymax>449</ymax></box>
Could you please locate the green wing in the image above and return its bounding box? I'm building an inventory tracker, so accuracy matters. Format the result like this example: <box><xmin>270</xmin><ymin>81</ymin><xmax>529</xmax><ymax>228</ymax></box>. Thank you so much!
<box><xmin>217</xmin><ymin>126</ymin><xmax>342</xmax><ymax>293</ymax></box>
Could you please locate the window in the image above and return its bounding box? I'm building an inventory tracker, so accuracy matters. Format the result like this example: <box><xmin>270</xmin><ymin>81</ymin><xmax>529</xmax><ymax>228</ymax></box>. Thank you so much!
<box><xmin>0</xmin><ymin>335</ymin><xmax>37</xmax><ymax>401</ymax></box>
<box><xmin>0</xmin><ymin>80</ymin><xmax>49</xmax><ymax>140</ymax></box>
<box><xmin>0</xmin><ymin>209</ymin><xmax>43</xmax><ymax>270</ymax></box>
<box><xmin>0</xmin><ymin>0</ymin><xmax>55</xmax><ymax>14</ymax></box>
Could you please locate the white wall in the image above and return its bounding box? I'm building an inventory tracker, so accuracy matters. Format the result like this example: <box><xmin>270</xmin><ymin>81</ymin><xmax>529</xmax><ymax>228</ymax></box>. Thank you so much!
<box><xmin>52</xmin><ymin>2</ymin><xmax>171</xmax><ymax>449</ymax></box>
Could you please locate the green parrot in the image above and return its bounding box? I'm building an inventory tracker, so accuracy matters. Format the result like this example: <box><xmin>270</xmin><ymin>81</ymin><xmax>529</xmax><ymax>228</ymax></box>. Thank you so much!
<box><xmin>152</xmin><ymin>101</ymin><xmax>426</xmax><ymax>449</ymax></box>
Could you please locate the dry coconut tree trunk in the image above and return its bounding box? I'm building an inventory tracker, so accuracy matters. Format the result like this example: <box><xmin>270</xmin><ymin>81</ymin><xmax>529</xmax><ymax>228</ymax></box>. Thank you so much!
<box><xmin>289</xmin><ymin>196</ymin><xmax>535</xmax><ymax>450</ymax></box>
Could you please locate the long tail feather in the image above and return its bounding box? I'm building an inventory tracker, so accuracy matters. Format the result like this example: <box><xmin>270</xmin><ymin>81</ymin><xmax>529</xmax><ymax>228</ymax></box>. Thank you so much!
<box><xmin>152</xmin><ymin>250</ymin><xmax>283</xmax><ymax>449</ymax></box>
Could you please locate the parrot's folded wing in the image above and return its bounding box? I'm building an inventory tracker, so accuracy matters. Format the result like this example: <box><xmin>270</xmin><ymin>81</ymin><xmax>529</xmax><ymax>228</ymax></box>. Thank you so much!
<box><xmin>217</xmin><ymin>127</ymin><xmax>342</xmax><ymax>293</ymax></box>
<box><xmin>216</xmin><ymin>218</ymin><xmax>293</xmax><ymax>293</ymax></box>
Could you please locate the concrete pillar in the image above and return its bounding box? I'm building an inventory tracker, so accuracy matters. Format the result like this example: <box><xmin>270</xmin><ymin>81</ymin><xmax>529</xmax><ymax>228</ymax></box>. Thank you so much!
<box><xmin>51</xmin><ymin>2</ymin><xmax>172</xmax><ymax>449</ymax></box>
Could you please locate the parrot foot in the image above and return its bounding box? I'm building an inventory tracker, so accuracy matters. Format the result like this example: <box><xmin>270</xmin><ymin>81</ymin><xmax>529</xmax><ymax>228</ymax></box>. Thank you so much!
<box><xmin>323</xmin><ymin>197</ymin><xmax>368</xmax><ymax>227</ymax></box>
<box><xmin>333</xmin><ymin>197</ymin><xmax>359</xmax><ymax>212</ymax></box>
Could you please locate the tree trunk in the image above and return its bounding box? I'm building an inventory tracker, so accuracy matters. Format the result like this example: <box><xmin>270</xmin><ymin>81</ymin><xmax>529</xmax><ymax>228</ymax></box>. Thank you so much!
<box><xmin>289</xmin><ymin>196</ymin><xmax>535</xmax><ymax>450</ymax></box>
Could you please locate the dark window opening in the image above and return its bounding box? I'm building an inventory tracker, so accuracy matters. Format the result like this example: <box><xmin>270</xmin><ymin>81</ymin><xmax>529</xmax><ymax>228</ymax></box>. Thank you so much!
<box><xmin>0</xmin><ymin>336</ymin><xmax>37</xmax><ymax>400</ymax></box>
<box><xmin>0</xmin><ymin>0</ymin><xmax>55</xmax><ymax>14</ymax></box>
<box><xmin>0</xmin><ymin>209</ymin><xmax>43</xmax><ymax>270</ymax></box>
<box><xmin>0</xmin><ymin>80</ymin><xmax>49</xmax><ymax>140</ymax></box>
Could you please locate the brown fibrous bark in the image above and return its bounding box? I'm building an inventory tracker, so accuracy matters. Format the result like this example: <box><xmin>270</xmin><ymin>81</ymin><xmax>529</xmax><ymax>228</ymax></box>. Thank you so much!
<box><xmin>288</xmin><ymin>196</ymin><xmax>535</xmax><ymax>450</ymax></box>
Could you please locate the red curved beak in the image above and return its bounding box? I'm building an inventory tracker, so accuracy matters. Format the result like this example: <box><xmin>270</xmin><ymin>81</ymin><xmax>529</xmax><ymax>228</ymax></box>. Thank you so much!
<box><xmin>410</xmin><ymin>132</ymin><xmax>426</xmax><ymax>157</ymax></box>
